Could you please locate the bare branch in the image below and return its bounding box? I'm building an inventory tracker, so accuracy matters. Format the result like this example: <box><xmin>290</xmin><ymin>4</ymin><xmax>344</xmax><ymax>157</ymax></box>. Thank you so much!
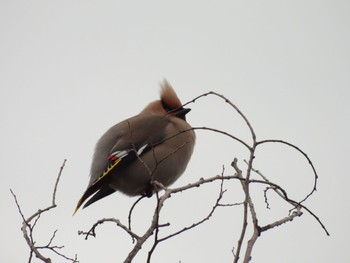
<box><xmin>192</xmin><ymin>126</ymin><xmax>251</xmax><ymax>150</ymax></box>
<box><xmin>158</xmin><ymin>167</ymin><xmax>227</xmax><ymax>243</ymax></box>
<box><xmin>78</xmin><ymin>218</ymin><xmax>140</xmax><ymax>241</ymax></box>
<box><xmin>11</xmin><ymin>90</ymin><xmax>329</xmax><ymax>263</ymax></box>
<box><xmin>182</xmin><ymin>91</ymin><xmax>256</xmax><ymax>142</ymax></box>
<box><xmin>128</xmin><ymin>195</ymin><xmax>146</xmax><ymax>238</ymax></box>
<box><xmin>256</xmin><ymin>139</ymin><xmax>318</xmax><ymax>204</ymax></box>
<box><xmin>232</xmin><ymin>158</ymin><xmax>249</xmax><ymax>263</ymax></box>
<box><xmin>260</xmin><ymin>207</ymin><xmax>303</xmax><ymax>233</ymax></box>
<box><xmin>76</xmin><ymin>91</ymin><xmax>329</xmax><ymax>262</ymax></box>
<box><xmin>245</xmin><ymin>160</ymin><xmax>287</xmax><ymax>202</ymax></box>
<box><xmin>11</xmin><ymin>159</ymin><xmax>78</xmax><ymax>263</ymax></box>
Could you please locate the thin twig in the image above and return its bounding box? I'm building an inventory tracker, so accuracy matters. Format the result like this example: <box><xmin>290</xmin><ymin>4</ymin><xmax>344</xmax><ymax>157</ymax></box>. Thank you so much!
<box><xmin>256</xmin><ymin>140</ymin><xmax>318</xmax><ymax>204</ymax></box>
<box><xmin>159</xmin><ymin>167</ymin><xmax>227</xmax><ymax>243</ymax></box>
<box><xmin>183</xmin><ymin>91</ymin><xmax>256</xmax><ymax>142</ymax></box>
<box><xmin>78</xmin><ymin>218</ymin><xmax>140</xmax><ymax>241</ymax></box>
<box><xmin>128</xmin><ymin>195</ymin><xmax>146</xmax><ymax>238</ymax></box>
<box><xmin>11</xmin><ymin>159</ymin><xmax>78</xmax><ymax>263</ymax></box>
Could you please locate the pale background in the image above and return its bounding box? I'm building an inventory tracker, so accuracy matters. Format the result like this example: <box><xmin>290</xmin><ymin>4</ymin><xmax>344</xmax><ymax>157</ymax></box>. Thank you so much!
<box><xmin>1</xmin><ymin>0</ymin><xmax>349</xmax><ymax>262</ymax></box>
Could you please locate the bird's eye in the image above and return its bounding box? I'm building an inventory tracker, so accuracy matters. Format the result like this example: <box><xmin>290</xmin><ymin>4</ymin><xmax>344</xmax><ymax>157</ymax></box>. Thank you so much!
<box><xmin>161</xmin><ymin>101</ymin><xmax>173</xmax><ymax>112</ymax></box>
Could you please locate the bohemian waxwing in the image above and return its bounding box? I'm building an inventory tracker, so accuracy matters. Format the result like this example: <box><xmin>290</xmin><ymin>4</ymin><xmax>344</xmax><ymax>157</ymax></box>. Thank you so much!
<box><xmin>74</xmin><ymin>81</ymin><xmax>195</xmax><ymax>213</ymax></box>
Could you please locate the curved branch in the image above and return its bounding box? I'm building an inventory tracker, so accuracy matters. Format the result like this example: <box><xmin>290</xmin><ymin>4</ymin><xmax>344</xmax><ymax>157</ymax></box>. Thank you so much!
<box><xmin>158</xmin><ymin>169</ymin><xmax>227</xmax><ymax>244</ymax></box>
<box><xmin>192</xmin><ymin>126</ymin><xmax>251</xmax><ymax>150</ymax></box>
<box><xmin>78</xmin><ymin>90</ymin><xmax>329</xmax><ymax>262</ymax></box>
<box><xmin>183</xmin><ymin>91</ymin><xmax>256</xmax><ymax>142</ymax></box>
<box><xmin>256</xmin><ymin>139</ymin><xmax>318</xmax><ymax>204</ymax></box>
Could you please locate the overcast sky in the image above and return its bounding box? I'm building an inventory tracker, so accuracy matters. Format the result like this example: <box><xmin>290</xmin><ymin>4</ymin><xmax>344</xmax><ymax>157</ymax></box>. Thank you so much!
<box><xmin>1</xmin><ymin>1</ymin><xmax>349</xmax><ymax>262</ymax></box>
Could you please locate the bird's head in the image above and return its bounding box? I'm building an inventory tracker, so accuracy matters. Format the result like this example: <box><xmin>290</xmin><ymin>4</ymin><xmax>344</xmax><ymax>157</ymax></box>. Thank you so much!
<box><xmin>141</xmin><ymin>80</ymin><xmax>191</xmax><ymax>121</ymax></box>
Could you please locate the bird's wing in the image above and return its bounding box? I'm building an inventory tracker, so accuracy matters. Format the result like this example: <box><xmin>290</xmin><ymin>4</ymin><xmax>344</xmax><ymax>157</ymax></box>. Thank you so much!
<box><xmin>73</xmin><ymin>115</ymin><xmax>170</xmax><ymax>213</ymax></box>
<box><xmin>92</xmin><ymin>114</ymin><xmax>169</xmax><ymax>186</ymax></box>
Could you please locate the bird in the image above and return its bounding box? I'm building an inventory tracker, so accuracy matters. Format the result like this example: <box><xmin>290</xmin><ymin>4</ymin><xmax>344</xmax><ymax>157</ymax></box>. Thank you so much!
<box><xmin>74</xmin><ymin>80</ymin><xmax>195</xmax><ymax>214</ymax></box>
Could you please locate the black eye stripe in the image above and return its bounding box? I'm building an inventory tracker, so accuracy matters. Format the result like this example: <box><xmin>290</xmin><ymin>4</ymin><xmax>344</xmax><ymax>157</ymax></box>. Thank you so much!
<box><xmin>161</xmin><ymin>100</ymin><xmax>173</xmax><ymax>112</ymax></box>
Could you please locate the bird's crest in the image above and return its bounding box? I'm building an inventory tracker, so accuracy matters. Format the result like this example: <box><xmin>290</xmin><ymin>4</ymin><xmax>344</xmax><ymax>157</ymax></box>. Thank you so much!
<box><xmin>160</xmin><ymin>80</ymin><xmax>183</xmax><ymax>110</ymax></box>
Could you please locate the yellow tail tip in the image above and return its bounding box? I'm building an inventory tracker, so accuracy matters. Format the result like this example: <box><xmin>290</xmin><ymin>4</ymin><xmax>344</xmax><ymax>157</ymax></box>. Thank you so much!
<box><xmin>73</xmin><ymin>197</ymin><xmax>84</xmax><ymax>216</ymax></box>
<box><xmin>72</xmin><ymin>206</ymin><xmax>79</xmax><ymax>216</ymax></box>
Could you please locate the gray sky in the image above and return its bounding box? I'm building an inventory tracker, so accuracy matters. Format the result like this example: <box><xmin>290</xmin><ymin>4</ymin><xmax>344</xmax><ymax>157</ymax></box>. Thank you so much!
<box><xmin>1</xmin><ymin>0</ymin><xmax>349</xmax><ymax>262</ymax></box>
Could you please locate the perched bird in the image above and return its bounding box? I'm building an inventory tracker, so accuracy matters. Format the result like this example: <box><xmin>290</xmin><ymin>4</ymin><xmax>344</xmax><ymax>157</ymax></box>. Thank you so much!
<box><xmin>74</xmin><ymin>81</ymin><xmax>195</xmax><ymax>213</ymax></box>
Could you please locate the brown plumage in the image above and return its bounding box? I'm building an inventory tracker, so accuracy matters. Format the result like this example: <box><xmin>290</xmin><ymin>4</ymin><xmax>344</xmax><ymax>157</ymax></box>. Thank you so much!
<box><xmin>74</xmin><ymin>81</ymin><xmax>195</xmax><ymax>213</ymax></box>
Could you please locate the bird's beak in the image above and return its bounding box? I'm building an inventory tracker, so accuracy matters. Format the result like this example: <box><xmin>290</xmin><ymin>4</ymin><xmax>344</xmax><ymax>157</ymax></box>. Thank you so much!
<box><xmin>175</xmin><ymin>107</ymin><xmax>191</xmax><ymax>120</ymax></box>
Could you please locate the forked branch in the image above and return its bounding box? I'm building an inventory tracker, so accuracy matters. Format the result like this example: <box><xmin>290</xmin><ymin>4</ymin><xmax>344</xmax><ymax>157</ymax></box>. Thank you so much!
<box><xmin>11</xmin><ymin>160</ymin><xmax>78</xmax><ymax>263</ymax></box>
